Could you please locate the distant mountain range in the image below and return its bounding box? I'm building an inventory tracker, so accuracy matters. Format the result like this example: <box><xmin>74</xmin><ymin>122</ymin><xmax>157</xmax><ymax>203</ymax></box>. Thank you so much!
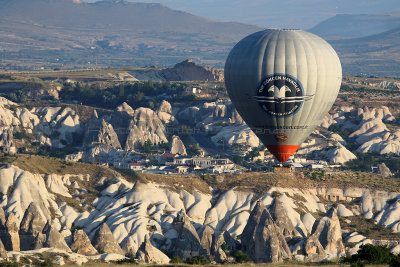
<box><xmin>330</xmin><ymin>26</ymin><xmax>400</xmax><ymax>76</ymax></box>
<box><xmin>307</xmin><ymin>12</ymin><xmax>400</xmax><ymax>76</ymax></box>
<box><xmin>0</xmin><ymin>0</ymin><xmax>261</xmax><ymax>68</ymax></box>
<box><xmin>309</xmin><ymin>13</ymin><xmax>400</xmax><ymax>39</ymax></box>
<box><xmin>0</xmin><ymin>0</ymin><xmax>400</xmax><ymax>76</ymax></box>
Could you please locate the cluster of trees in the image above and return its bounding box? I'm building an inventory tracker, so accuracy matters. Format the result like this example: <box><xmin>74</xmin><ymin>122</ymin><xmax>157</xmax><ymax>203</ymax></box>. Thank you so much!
<box><xmin>232</xmin><ymin>147</ymin><xmax>270</xmax><ymax>171</ymax></box>
<box><xmin>341</xmin><ymin>244</ymin><xmax>400</xmax><ymax>267</ymax></box>
<box><xmin>169</xmin><ymin>250</ymin><xmax>249</xmax><ymax>264</ymax></box>
<box><xmin>60</xmin><ymin>80</ymin><xmax>196</xmax><ymax>109</ymax></box>
<box><xmin>345</xmin><ymin>153</ymin><xmax>400</xmax><ymax>177</ymax></box>
<box><xmin>340</xmin><ymin>84</ymin><xmax>400</xmax><ymax>96</ymax></box>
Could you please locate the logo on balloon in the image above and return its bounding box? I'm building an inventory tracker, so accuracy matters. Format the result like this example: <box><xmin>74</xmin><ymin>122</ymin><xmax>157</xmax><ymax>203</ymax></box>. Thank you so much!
<box><xmin>275</xmin><ymin>133</ymin><xmax>288</xmax><ymax>142</ymax></box>
<box><xmin>253</xmin><ymin>74</ymin><xmax>313</xmax><ymax>117</ymax></box>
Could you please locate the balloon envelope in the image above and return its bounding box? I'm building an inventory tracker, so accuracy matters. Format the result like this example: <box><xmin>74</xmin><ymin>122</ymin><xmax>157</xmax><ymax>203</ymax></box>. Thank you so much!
<box><xmin>224</xmin><ymin>29</ymin><xmax>342</xmax><ymax>162</ymax></box>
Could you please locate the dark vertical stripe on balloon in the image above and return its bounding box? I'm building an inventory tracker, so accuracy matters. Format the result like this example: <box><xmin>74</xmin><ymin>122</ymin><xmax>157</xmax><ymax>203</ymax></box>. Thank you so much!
<box><xmin>273</xmin><ymin>30</ymin><xmax>283</xmax><ymax>129</ymax></box>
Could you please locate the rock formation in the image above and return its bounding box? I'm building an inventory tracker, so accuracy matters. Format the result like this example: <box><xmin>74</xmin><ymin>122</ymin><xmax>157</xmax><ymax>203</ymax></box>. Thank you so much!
<box><xmin>0</xmin><ymin>208</ymin><xmax>6</xmax><ymax>248</ymax></box>
<box><xmin>93</xmin><ymin>223</ymin><xmax>124</xmax><ymax>255</ymax></box>
<box><xmin>19</xmin><ymin>202</ymin><xmax>47</xmax><ymax>250</ymax></box>
<box><xmin>210</xmin><ymin>231</ymin><xmax>238</xmax><ymax>263</ymax></box>
<box><xmin>0</xmin><ymin>128</ymin><xmax>15</xmax><ymax>153</ymax></box>
<box><xmin>125</xmin><ymin>107</ymin><xmax>167</xmax><ymax>150</ymax></box>
<box><xmin>177</xmin><ymin>101</ymin><xmax>259</xmax><ymax>149</ymax></box>
<box><xmin>97</xmin><ymin>119</ymin><xmax>122</xmax><ymax>149</ymax></box>
<box><xmin>199</xmin><ymin>225</ymin><xmax>214</xmax><ymax>255</ymax></box>
<box><xmin>110</xmin><ymin>102</ymin><xmax>135</xmax><ymax>144</ymax></box>
<box><xmin>304</xmin><ymin>234</ymin><xmax>327</xmax><ymax>261</ymax></box>
<box><xmin>3</xmin><ymin>213</ymin><xmax>20</xmax><ymax>251</ymax></box>
<box><xmin>42</xmin><ymin>223</ymin><xmax>71</xmax><ymax>252</ymax></box>
<box><xmin>33</xmin><ymin>106</ymin><xmax>81</xmax><ymax>149</ymax></box>
<box><xmin>171</xmin><ymin>210</ymin><xmax>207</xmax><ymax>260</ymax></box>
<box><xmin>33</xmin><ymin>232</ymin><xmax>46</xmax><ymax>249</ymax></box>
<box><xmin>157</xmin><ymin>100</ymin><xmax>172</xmax><ymax>114</ymax></box>
<box><xmin>122</xmin><ymin>237</ymin><xmax>137</xmax><ymax>258</ymax></box>
<box><xmin>116</xmin><ymin>102</ymin><xmax>135</xmax><ymax>117</ymax></box>
<box><xmin>325</xmin><ymin>144</ymin><xmax>357</xmax><ymax>164</ymax></box>
<box><xmin>211</xmin><ymin>231</ymin><xmax>238</xmax><ymax>255</ymax></box>
<box><xmin>157</xmin><ymin>100</ymin><xmax>175</xmax><ymax>124</ymax></box>
<box><xmin>241</xmin><ymin>201</ymin><xmax>291</xmax><ymax>263</ymax></box>
<box><xmin>214</xmin><ymin>247</ymin><xmax>227</xmax><ymax>263</ymax></box>
<box><xmin>322</xmin><ymin>105</ymin><xmax>400</xmax><ymax>156</ymax></box>
<box><xmin>0</xmin><ymin>209</ymin><xmax>5</xmax><ymax>227</ymax></box>
<box><xmin>82</xmin><ymin>110</ymin><xmax>101</xmax><ymax>147</ymax></box>
<box><xmin>0</xmin><ymin>239</ymin><xmax>6</xmax><ymax>258</ymax></box>
<box><xmin>170</xmin><ymin>135</ymin><xmax>187</xmax><ymax>155</ymax></box>
<box><xmin>0</xmin><ymin>209</ymin><xmax>6</xmax><ymax>258</ymax></box>
<box><xmin>82</xmin><ymin>111</ymin><xmax>121</xmax><ymax>149</ymax></box>
<box><xmin>377</xmin><ymin>163</ymin><xmax>392</xmax><ymax>177</ymax></box>
<box><xmin>136</xmin><ymin>235</ymin><xmax>170</xmax><ymax>264</ymax></box>
<box><xmin>269</xmin><ymin>198</ymin><xmax>300</xmax><ymax>238</ymax></box>
<box><xmin>70</xmin><ymin>229</ymin><xmax>98</xmax><ymax>256</ymax></box>
<box><xmin>309</xmin><ymin>208</ymin><xmax>344</xmax><ymax>256</ymax></box>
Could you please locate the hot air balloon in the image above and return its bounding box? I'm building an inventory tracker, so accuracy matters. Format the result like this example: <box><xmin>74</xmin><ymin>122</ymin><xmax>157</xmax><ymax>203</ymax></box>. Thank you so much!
<box><xmin>224</xmin><ymin>29</ymin><xmax>342</xmax><ymax>162</ymax></box>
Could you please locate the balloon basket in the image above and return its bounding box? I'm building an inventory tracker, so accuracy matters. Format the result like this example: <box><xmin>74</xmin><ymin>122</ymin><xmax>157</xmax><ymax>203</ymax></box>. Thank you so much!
<box><xmin>273</xmin><ymin>165</ymin><xmax>292</xmax><ymax>173</ymax></box>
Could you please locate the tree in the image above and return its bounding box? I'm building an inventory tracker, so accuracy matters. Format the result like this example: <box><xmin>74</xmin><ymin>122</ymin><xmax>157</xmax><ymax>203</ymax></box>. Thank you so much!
<box><xmin>118</xmin><ymin>84</ymin><xmax>125</xmax><ymax>97</ymax></box>
<box><xmin>132</xmin><ymin>92</ymin><xmax>144</xmax><ymax>103</ymax></box>
<box><xmin>187</xmin><ymin>144</ymin><xmax>200</xmax><ymax>157</ymax></box>
<box><xmin>170</xmin><ymin>256</ymin><xmax>183</xmax><ymax>263</ymax></box>
<box><xmin>143</xmin><ymin>139</ymin><xmax>153</xmax><ymax>154</ymax></box>
<box><xmin>233</xmin><ymin>155</ymin><xmax>244</xmax><ymax>165</ymax></box>
<box><xmin>234</xmin><ymin>250</ymin><xmax>250</xmax><ymax>263</ymax></box>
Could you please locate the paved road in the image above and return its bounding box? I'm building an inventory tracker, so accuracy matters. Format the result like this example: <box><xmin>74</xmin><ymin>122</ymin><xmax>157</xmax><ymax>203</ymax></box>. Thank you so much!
<box><xmin>191</xmin><ymin>133</ymin><xmax>230</xmax><ymax>158</ymax></box>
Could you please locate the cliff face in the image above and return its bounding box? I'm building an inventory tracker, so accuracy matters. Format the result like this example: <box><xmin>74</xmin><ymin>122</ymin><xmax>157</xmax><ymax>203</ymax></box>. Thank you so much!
<box><xmin>0</xmin><ymin>164</ymin><xmax>399</xmax><ymax>264</ymax></box>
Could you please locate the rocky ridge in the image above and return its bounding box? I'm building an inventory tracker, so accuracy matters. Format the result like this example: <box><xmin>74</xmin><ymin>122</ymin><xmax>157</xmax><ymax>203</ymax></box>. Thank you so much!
<box><xmin>0</xmin><ymin>96</ymin><xmax>398</xmax><ymax>165</ymax></box>
<box><xmin>322</xmin><ymin>106</ymin><xmax>399</xmax><ymax>155</ymax></box>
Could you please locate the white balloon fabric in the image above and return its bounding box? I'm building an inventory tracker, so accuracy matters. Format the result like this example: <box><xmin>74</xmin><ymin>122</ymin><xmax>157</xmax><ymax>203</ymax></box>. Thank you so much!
<box><xmin>225</xmin><ymin>29</ymin><xmax>342</xmax><ymax>162</ymax></box>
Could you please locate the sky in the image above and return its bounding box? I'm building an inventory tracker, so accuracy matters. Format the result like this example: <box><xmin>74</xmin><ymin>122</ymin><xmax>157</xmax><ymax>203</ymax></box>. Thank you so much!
<box><xmin>84</xmin><ymin>0</ymin><xmax>400</xmax><ymax>29</ymax></box>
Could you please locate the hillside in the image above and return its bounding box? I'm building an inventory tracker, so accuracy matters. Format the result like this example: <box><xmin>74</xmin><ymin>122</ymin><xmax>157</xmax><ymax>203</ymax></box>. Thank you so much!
<box><xmin>331</xmin><ymin>27</ymin><xmax>400</xmax><ymax>76</ymax></box>
<box><xmin>1</xmin><ymin>0</ymin><xmax>400</xmax><ymax>76</ymax></box>
<box><xmin>0</xmin><ymin>0</ymin><xmax>261</xmax><ymax>69</ymax></box>
<box><xmin>309</xmin><ymin>13</ymin><xmax>400</xmax><ymax>39</ymax></box>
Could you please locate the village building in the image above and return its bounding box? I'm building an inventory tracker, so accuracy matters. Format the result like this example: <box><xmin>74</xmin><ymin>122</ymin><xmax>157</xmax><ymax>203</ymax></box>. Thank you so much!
<box><xmin>185</xmin><ymin>87</ymin><xmax>201</xmax><ymax>94</ymax></box>
<box><xmin>158</xmin><ymin>153</ymin><xmax>179</xmax><ymax>164</ymax></box>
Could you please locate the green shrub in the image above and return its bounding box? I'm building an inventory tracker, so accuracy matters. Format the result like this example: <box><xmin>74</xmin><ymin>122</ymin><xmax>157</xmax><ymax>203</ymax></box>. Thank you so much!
<box><xmin>32</xmin><ymin>259</ymin><xmax>53</xmax><ymax>267</ymax></box>
<box><xmin>221</xmin><ymin>242</ymin><xmax>228</xmax><ymax>252</ymax></box>
<box><xmin>234</xmin><ymin>250</ymin><xmax>250</xmax><ymax>263</ymax></box>
<box><xmin>341</xmin><ymin>244</ymin><xmax>396</xmax><ymax>265</ymax></box>
<box><xmin>170</xmin><ymin>256</ymin><xmax>183</xmax><ymax>263</ymax></box>
<box><xmin>184</xmin><ymin>255</ymin><xmax>209</xmax><ymax>265</ymax></box>
<box><xmin>0</xmin><ymin>262</ymin><xmax>20</xmax><ymax>267</ymax></box>
<box><xmin>354</xmin><ymin>244</ymin><xmax>392</xmax><ymax>264</ymax></box>
<box><xmin>390</xmin><ymin>255</ymin><xmax>400</xmax><ymax>267</ymax></box>
<box><xmin>116</xmin><ymin>258</ymin><xmax>137</xmax><ymax>264</ymax></box>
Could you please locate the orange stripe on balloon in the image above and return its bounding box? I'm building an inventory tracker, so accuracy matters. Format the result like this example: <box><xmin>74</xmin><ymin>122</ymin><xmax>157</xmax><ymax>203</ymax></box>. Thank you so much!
<box><xmin>266</xmin><ymin>145</ymin><xmax>300</xmax><ymax>162</ymax></box>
